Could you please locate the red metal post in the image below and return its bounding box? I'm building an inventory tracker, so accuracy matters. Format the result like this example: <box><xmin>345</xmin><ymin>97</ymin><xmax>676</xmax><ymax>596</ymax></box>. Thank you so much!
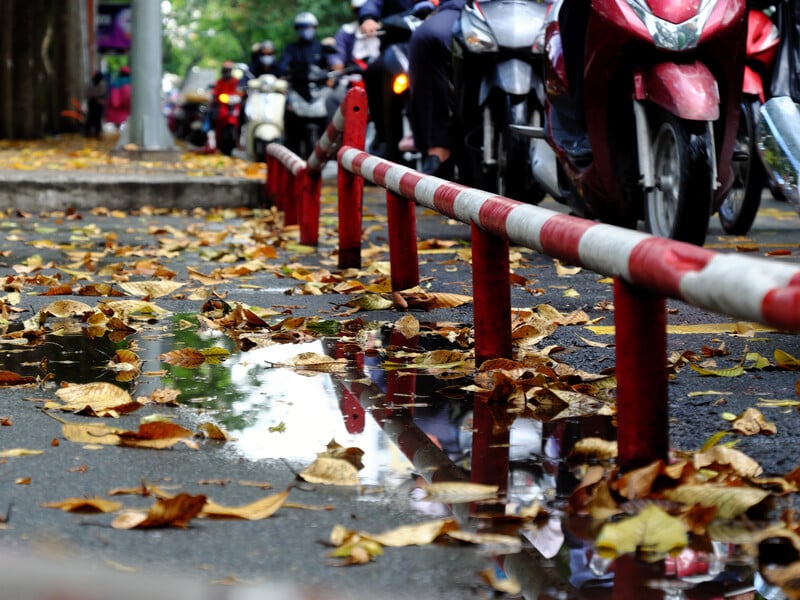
<box><xmin>337</xmin><ymin>88</ymin><xmax>369</xmax><ymax>268</ymax></box>
<box><xmin>300</xmin><ymin>172</ymin><xmax>321</xmax><ymax>245</ymax></box>
<box><xmin>284</xmin><ymin>169</ymin><xmax>302</xmax><ymax>226</ymax></box>
<box><xmin>387</xmin><ymin>191</ymin><xmax>420</xmax><ymax>291</ymax></box>
<box><xmin>470</xmin><ymin>224</ymin><xmax>512</xmax><ymax>364</ymax></box>
<box><xmin>613</xmin><ymin>276</ymin><xmax>668</xmax><ymax>470</ymax></box>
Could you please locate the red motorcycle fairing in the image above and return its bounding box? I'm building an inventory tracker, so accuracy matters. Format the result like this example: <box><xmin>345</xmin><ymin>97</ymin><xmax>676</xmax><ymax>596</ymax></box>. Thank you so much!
<box><xmin>633</xmin><ymin>62</ymin><xmax>720</xmax><ymax>121</ymax></box>
<box><xmin>743</xmin><ymin>9</ymin><xmax>780</xmax><ymax>101</ymax></box>
<box><xmin>557</xmin><ymin>0</ymin><xmax>747</xmax><ymax>220</ymax></box>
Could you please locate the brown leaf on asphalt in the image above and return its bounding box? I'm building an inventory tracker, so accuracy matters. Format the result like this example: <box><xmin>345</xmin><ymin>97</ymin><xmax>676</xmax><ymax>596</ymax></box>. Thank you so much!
<box><xmin>140</xmin><ymin>387</ymin><xmax>181</xmax><ymax>406</ymax></box>
<box><xmin>111</xmin><ymin>493</ymin><xmax>207</xmax><ymax>529</ymax></box>
<box><xmin>197</xmin><ymin>422</ymin><xmax>230</xmax><ymax>441</ymax></box>
<box><xmin>663</xmin><ymin>485</ymin><xmax>770</xmax><ymax>520</ymax></box>
<box><xmin>0</xmin><ymin>370</ymin><xmax>37</xmax><ymax>387</ymax></box>
<box><xmin>394</xmin><ymin>314</ymin><xmax>420</xmax><ymax>339</ymax></box>
<box><xmin>366</xmin><ymin>518</ymin><xmax>460</xmax><ymax>547</ymax></box>
<box><xmin>40</xmin><ymin>299</ymin><xmax>94</xmax><ymax>319</ymax></box>
<box><xmin>117</xmin><ymin>422</ymin><xmax>198</xmax><ymax>450</ymax></box>
<box><xmin>159</xmin><ymin>348</ymin><xmax>207</xmax><ymax>368</ymax></box>
<box><xmin>117</xmin><ymin>280</ymin><xmax>185</xmax><ymax>298</ymax></box>
<box><xmin>201</xmin><ymin>489</ymin><xmax>290</xmax><ymax>520</ymax></box>
<box><xmin>61</xmin><ymin>421</ymin><xmax>122</xmax><ymax>445</ymax></box>
<box><xmin>52</xmin><ymin>382</ymin><xmax>141</xmax><ymax>417</ymax></box>
<box><xmin>41</xmin><ymin>497</ymin><xmax>123</xmax><ymax>513</ymax></box>
<box><xmin>731</xmin><ymin>407</ymin><xmax>777</xmax><ymax>436</ymax></box>
<box><xmin>278</xmin><ymin>352</ymin><xmax>349</xmax><ymax>374</ymax></box>
<box><xmin>693</xmin><ymin>445</ymin><xmax>763</xmax><ymax>478</ymax></box>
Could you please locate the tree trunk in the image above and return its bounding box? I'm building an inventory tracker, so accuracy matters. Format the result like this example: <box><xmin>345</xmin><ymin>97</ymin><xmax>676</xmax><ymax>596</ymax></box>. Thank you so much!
<box><xmin>0</xmin><ymin>0</ymin><xmax>89</xmax><ymax>139</ymax></box>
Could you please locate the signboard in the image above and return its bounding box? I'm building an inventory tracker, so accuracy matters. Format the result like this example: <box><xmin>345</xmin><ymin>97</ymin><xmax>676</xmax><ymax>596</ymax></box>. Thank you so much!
<box><xmin>97</xmin><ymin>4</ymin><xmax>132</xmax><ymax>52</ymax></box>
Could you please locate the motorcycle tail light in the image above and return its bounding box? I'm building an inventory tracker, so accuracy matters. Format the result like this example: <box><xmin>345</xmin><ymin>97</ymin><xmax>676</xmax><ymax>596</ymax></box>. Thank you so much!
<box><xmin>392</xmin><ymin>73</ymin><xmax>409</xmax><ymax>95</ymax></box>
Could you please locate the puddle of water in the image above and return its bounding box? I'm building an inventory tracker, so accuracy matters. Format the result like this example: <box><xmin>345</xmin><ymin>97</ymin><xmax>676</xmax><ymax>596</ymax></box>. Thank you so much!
<box><xmin>2</xmin><ymin>314</ymin><xmax>786</xmax><ymax>598</ymax></box>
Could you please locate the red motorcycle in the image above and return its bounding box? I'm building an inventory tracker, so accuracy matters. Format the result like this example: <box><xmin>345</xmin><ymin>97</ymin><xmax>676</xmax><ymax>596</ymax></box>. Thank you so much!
<box><xmin>718</xmin><ymin>6</ymin><xmax>781</xmax><ymax>234</ymax></box>
<box><xmin>530</xmin><ymin>0</ymin><xmax>747</xmax><ymax>245</ymax></box>
<box><xmin>213</xmin><ymin>90</ymin><xmax>243</xmax><ymax>156</ymax></box>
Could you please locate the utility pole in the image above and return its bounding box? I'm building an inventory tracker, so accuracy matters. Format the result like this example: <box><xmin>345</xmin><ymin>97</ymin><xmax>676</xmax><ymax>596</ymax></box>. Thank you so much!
<box><xmin>116</xmin><ymin>0</ymin><xmax>178</xmax><ymax>158</ymax></box>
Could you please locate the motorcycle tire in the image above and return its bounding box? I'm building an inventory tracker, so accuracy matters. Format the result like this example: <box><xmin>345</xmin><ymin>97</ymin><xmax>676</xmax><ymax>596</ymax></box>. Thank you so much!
<box><xmin>495</xmin><ymin>99</ymin><xmax>545</xmax><ymax>205</ymax></box>
<box><xmin>718</xmin><ymin>99</ymin><xmax>765</xmax><ymax>235</ymax></box>
<box><xmin>219</xmin><ymin>124</ymin><xmax>237</xmax><ymax>156</ymax></box>
<box><xmin>645</xmin><ymin>111</ymin><xmax>713</xmax><ymax>246</ymax></box>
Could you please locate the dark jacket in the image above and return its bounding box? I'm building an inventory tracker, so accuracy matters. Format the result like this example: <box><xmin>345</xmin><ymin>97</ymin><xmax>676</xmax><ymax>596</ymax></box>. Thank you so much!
<box><xmin>358</xmin><ymin>0</ymin><xmax>415</xmax><ymax>23</ymax></box>
<box><xmin>275</xmin><ymin>39</ymin><xmax>329</xmax><ymax>101</ymax></box>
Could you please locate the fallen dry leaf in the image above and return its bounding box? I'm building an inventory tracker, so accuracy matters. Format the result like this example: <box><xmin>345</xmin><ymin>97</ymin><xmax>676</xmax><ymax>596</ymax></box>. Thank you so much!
<box><xmin>111</xmin><ymin>493</ymin><xmax>207</xmax><ymax>529</ymax></box>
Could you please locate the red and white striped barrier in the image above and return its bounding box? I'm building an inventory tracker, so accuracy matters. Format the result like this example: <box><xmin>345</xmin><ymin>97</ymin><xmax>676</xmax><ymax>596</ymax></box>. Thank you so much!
<box><xmin>336</xmin><ymin>145</ymin><xmax>800</xmax><ymax>470</ymax></box>
<box><xmin>264</xmin><ymin>87</ymin><xmax>368</xmax><ymax>245</ymax></box>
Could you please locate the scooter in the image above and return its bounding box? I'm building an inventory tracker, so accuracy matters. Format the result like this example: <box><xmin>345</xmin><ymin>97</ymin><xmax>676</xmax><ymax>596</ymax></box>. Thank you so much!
<box><xmin>374</xmin><ymin>9</ymin><xmax>426</xmax><ymax>164</ymax></box>
<box><xmin>242</xmin><ymin>74</ymin><xmax>288</xmax><ymax>162</ymax></box>
<box><xmin>528</xmin><ymin>0</ymin><xmax>747</xmax><ymax>246</ymax></box>
<box><xmin>756</xmin><ymin>1</ymin><xmax>800</xmax><ymax>218</ymax></box>
<box><xmin>212</xmin><ymin>89</ymin><xmax>244</xmax><ymax>156</ymax></box>
<box><xmin>718</xmin><ymin>7</ymin><xmax>781</xmax><ymax>235</ymax></box>
<box><xmin>450</xmin><ymin>0</ymin><xmax>549</xmax><ymax>203</ymax></box>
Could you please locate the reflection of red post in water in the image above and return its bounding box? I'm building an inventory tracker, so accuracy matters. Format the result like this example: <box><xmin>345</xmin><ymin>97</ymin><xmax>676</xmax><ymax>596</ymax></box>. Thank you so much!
<box><xmin>469</xmin><ymin>393</ymin><xmax>509</xmax><ymax>493</ymax></box>
<box><xmin>613</xmin><ymin>554</ymin><xmax>665</xmax><ymax>600</ymax></box>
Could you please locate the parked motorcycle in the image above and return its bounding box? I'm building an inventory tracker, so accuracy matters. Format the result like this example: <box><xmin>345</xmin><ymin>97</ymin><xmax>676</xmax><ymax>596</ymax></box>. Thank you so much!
<box><xmin>450</xmin><ymin>0</ymin><xmax>549</xmax><ymax>203</ymax></box>
<box><xmin>242</xmin><ymin>74</ymin><xmax>288</xmax><ymax>162</ymax></box>
<box><xmin>718</xmin><ymin>7</ymin><xmax>781</xmax><ymax>235</ymax></box>
<box><xmin>528</xmin><ymin>0</ymin><xmax>747</xmax><ymax>246</ymax></box>
<box><xmin>755</xmin><ymin>0</ymin><xmax>800</xmax><ymax>218</ymax></box>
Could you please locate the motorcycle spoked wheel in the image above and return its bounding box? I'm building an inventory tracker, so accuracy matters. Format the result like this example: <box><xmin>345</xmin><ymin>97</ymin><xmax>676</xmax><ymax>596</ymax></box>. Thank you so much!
<box><xmin>718</xmin><ymin>99</ymin><xmax>765</xmax><ymax>235</ymax></box>
<box><xmin>644</xmin><ymin>112</ymin><xmax>713</xmax><ymax>246</ymax></box>
<box><xmin>494</xmin><ymin>100</ymin><xmax>545</xmax><ymax>205</ymax></box>
<box><xmin>219</xmin><ymin>124</ymin><xmax>238</xmax><ymax>156</ymax></box>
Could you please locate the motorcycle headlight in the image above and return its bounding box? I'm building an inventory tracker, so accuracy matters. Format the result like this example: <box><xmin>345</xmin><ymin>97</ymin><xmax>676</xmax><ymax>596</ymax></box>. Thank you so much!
<box><xmin>460</xmin><ymin>4</ymin><xmax>498</xmax><ymax>53</ymax></box>
<box><xmin>392</xmin><ymin>73</ymin><xmax>409</xmax><ymax>95</ymax></box>
<box><xmin>625</xmin><ymin>0</ymin><xmax>716</xmax><ymax>51</ymax></box>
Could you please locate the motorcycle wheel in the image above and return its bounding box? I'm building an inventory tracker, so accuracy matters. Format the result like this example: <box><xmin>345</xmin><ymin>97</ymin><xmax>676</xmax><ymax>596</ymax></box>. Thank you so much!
<box><xmin>718</xmin><ymin>99</ymin><xmax>765</xmax><ymax>235</ymax></box>
<box><xmin>219</xmin><ymin>124</ymin><xmax>237</xmax><ymax>156</ymax></box>
<box><xmin>645</xmin><ymin>112</ymin><xmax>713</xmax><ymax>246</ymax></box>
<box><xmin>495</xmin><ymin>100</ymin><xmax>545</xmax><ymax>205</ymax></box>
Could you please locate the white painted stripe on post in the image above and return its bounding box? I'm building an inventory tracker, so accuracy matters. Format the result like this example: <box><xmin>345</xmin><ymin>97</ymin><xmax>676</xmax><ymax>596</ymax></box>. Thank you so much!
<box><xmin>503</xmin><ymin>204</ymin><xmax>553</xmax><ymax>253</ymax></box>
<box><xmin>453</xmin><ymin>188</ymin><xmax>491</xmax><ymax>226</ymax></box>
<box><xmin>679</xmin><ymin>253</ymin><xmax>799</xmax><ymax>322</ymax></box>
<box><xmin>578</xmin><ymin>224</ymin><xmax>650</xmax><ymax>281</ymax></box>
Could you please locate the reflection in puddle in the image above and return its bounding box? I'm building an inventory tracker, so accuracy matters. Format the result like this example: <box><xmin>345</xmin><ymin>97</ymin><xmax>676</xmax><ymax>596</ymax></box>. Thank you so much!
<box><xmin>4</xmin><ymin>314</ymin><xmax>788</xmax><ymax>598</ymax></box>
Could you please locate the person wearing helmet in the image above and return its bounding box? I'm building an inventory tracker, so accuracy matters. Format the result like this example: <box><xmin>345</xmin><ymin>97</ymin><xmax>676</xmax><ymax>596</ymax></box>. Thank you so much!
<box><xmin>250</xmin><ymin>40</ymin><xmax>277</xmax><ymax>78</ymax></box>
<box><xmin>275</xmin><ymin>12</ymin><xmax>334</xmax><ymax>100</ymax></box>
<box><xmin>211</xmin><ymin>61</ymin><xmax>240</xmax><ymax>101</ymax></box>
<box><xmin>332</xmin><ymin>0</ymin><xmax>380</xmax><ymax>68</ymax></box>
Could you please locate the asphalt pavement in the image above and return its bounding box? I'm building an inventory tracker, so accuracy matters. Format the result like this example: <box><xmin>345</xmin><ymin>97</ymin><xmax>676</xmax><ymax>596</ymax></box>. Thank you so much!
<box><xmin>1</xmin><ymin>148</ymin><xmax>800</xmax><ymax>599</ymax></box>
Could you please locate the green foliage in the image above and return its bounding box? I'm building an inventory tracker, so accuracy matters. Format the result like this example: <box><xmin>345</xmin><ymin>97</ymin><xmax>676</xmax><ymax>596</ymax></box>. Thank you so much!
<box><xmin>162</xmin><ymin>0</ymin><xmax>351</xmax><ymax>79</ymax></box>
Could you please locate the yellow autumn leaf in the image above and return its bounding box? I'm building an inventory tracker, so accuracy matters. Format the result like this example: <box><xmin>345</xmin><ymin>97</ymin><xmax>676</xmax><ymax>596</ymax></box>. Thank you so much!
<box><xmin>53</xmin><ymin>382</ymin><xmax>140</xmax><ymax>416</ymax></box>
<box><xmin>367</xmin><ymin>518</ymin><xmax>460</xmax><ymax>547</ymax></box>
<box><xmin>0</xmin><ymin>448</ymin><xmax>44</xmax><ymax>457</ymax></box>
<box><xmin>201</xmin><ymin>346</ymin><xmax>231</xmax><ymax>365</ymax></box>
<box><xmin>343</xmin><ymin>293</ymin><xmax>394</xmax><ymax>311</ymax></box>
<box><xmin>421</xmin><ymin>482</ymin><xmax>499</xmax><ymax>504</ymax></box>
<box><xmin>61</xmin><ymin>421</ymin><xmax>123</xmax><ymax>445</ymax></box>
<box><xmin>663</xmin><ymin>484</ymin><xmax>770</xmax><ymax>519</ymax></box>
<box><xmin>40</xmin><ymin>299</ymin><xmax>94</xmax><ymax>319</ymax></box>
<box><xmin>774</xmin><ymin>348</ymin><xmax>800</xmax><ymax>370</ymax></box>
<box><xmin>595</xmin><ymin>504</ymin><xmax>687</xmax><ymax>559</ymax></box>
<box><xmin>201</xmin><ymin>489</ymin><xmax>290</xmax><ymax>520</ymax></box>
<box><xmin>299</xmin><ymin>456</ymin><xmax>360</xmax><ymax>486</ymax></box>
<box><xmin>689</xmin><ymin>363</ymin><xmax>745</xmax><ymax>377</ymax></box>
<box><xmin>117</xmin><ymin>280</ymin><xmax>185</xmax><ymax>298</ymax></box>
<box><xmin>41</xmin><ymin>497</ymin><xmax>123</xmax><ymax>513</ymax></box>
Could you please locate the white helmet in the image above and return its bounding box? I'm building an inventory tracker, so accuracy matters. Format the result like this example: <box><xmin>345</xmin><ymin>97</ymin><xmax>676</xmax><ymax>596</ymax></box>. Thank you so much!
<box><xmin>351</xmin><ymin>0</ymin><xmax>368</xmax><ymax>9</ymax></box>
<box><xmin>294</xmin><ymin>12</ymin><xmax>319</xmax><ymax>28</ymax></box>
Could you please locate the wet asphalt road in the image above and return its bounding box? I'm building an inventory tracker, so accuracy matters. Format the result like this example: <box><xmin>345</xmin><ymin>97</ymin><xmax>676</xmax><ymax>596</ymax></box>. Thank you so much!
<box><xmin>1</xmin><ymin>179</ymin><xmax>800</xmax><ymax>599</ymax></box>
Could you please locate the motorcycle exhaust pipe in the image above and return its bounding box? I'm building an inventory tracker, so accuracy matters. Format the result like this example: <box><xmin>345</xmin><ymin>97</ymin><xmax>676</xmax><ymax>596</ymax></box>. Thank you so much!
<box><xmin>759</xmin><ymin>96</ymin><xmax>800</xmax><ymax>209</ymax></box>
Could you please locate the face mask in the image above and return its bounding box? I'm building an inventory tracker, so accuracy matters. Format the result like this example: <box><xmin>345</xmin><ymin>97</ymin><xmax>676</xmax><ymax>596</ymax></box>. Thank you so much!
<box><xmin>260</xmin><ymin>55</ymin><xmax>275</xmax><ymax>67</ymax></box>
<box><xmin>298</xmin><ymin>27</ymin><xmax>316</xmax><ymax>42</ymax></box>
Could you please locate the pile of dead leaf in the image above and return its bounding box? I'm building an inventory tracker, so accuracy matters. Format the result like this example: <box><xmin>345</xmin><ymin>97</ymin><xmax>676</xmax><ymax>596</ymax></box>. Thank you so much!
<box><xmin>0</xmin><ymin>135</ymin><xmax>264</xmax><ymax>179</ymax></box>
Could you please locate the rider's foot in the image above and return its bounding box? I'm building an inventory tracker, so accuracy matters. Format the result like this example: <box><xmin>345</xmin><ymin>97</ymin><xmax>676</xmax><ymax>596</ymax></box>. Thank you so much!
<box><xmin>421</xmin><ymin>148</ymin><xmax>453</xmax><ymax>179</ymax></box>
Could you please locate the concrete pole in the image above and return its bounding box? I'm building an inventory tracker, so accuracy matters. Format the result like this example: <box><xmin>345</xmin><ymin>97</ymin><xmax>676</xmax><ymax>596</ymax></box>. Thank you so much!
<box><xmin>116</xmin><ymin>0</ymin><xmax>177</xmax><ymax>157</ymax></box>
